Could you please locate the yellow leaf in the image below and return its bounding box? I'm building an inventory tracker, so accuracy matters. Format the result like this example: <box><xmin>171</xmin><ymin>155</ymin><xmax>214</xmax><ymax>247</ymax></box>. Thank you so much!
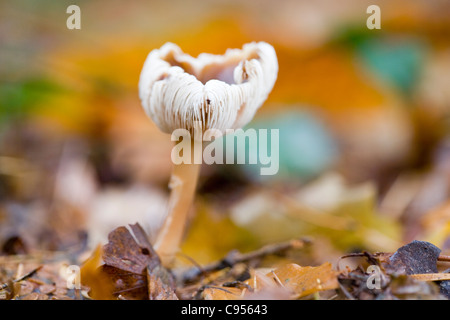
<box><xmin>181</xmin><ymin>203</ymin><xmax>259</xmax><ymax>264</ymax></box>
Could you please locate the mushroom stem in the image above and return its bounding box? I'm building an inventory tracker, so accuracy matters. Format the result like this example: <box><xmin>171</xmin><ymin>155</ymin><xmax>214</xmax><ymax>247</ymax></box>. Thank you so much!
<box><xmin>154</xmin><ymin>140</ymin><xmax>201</xmax><ymax>266</ymax></box>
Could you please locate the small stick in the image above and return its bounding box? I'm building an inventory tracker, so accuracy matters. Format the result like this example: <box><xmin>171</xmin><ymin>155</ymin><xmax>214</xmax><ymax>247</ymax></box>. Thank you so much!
<box><xmin>194</xmin><ymin>285</ymin><xmax>241</xmax><ymax>299</ymax></box>
<box><xmin>182</xmin><ymin>238</ymin><xmax>311</xmax><ymax>283</ymax></box>
<box><xmin>13</xmin><ymin>266</ymin><xmax>42</xmax><ymax>284</ymax></box>
<box><xmin>337</xmin><ymin>252</ymin><xmax>450</xmax><ymax>272</ymax></box>
<box><xmin>410</xmin><ymin>273</ymin><xmax>450</xmax><ymax>282</ymax></box>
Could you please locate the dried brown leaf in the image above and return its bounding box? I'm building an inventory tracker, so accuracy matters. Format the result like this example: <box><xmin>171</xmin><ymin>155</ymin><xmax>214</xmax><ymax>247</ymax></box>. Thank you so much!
<box><xmin>83</xmin><ymin>223</ymin><xmax>177</xmax><ymax>300</ymax></box>
<box><xmin>102</xmin><ymin>224</ymin><xmax>160</xmax><ymax>274</ymax></box>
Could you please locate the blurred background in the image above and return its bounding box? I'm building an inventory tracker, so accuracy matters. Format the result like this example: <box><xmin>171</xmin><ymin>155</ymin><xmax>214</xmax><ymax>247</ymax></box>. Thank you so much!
<box><xmin>1</xmin><ymin>0</ymin><xmax>450</xmax><ymax>266</ymax></box>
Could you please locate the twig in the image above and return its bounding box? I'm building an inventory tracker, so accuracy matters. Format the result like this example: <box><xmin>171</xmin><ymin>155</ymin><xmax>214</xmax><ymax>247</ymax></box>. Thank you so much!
<box><xmin>338</xmin><ymin>252</ymin><xmax>450</xmax><ymax>272</ymax></box>
<box><xmin>176</xmin><ymin>252</ymin><xmax>206</xmax><ymax>275</ymax></box>
<box><xmin>438</xmin><ymin>255</ymin><xmax>450</xmax><ymax>262</ymax></box>
<box><xmin>222</xmin><ymin>281</ymin><xmax>253</xmax><ymax>292</ymax></box>
<box><xmin>113</xmin><ymin>285</ymin><xmax>147</xmax><ymax>295</ymax></box>
<box><xmin>182</xmin><ymin>238</ymin><xmax>311</xmax><ymax>284</ymax></box>
<box><xmin>338</xmin><ymin>282</ymin><xmax>355</xmax><ymax>300</ymax></box>
<box><xmin>194</xmin><ymin>285</ymin><xmax>240</xmax><ymax>299</ymax></box>
<box><xmin>13</xmin><ymin>266</ymin><xmax>42</xmax><ymax>284</ymax></box>
<box><xmin>410</xmin><ymin>273</ymin><xmax>450</xmax><ymax>281</ymax></box>
<box><xmin>337</xmin><ymin>252</ymin><xmax>382</xmax><ymax>271</ymax></box>
<box><xmin>0</xmin><ymin>266</ymin><xmax>42</xmax><ymax>290</ymax></box>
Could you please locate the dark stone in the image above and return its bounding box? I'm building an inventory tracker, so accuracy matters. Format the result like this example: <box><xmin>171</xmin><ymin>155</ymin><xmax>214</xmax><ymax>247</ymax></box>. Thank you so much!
<box><xmin>389</xmin><ymin>240</ymin><xmax>440</xmax><ymax>275</ymax></box>
<box><xmin>389</xmin><ymin>240</ymin><xmax>450</xmax><ymax>299</ymax></box>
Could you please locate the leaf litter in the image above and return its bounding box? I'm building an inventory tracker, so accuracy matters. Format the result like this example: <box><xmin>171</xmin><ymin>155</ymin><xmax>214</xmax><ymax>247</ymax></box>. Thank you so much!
<box><xmin>1</xmin><ymin>221</ymin><xmax>450</xmax><ymax>300</ymax></box>
<box><xmin>1</xmin><ymin>0</ymin><xmax>450</xmax><ymax>302</ymax></box>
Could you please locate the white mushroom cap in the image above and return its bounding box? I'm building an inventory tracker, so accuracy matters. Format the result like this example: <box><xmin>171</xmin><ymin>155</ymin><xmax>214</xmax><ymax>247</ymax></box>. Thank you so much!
<box><xmin>139</xmin><ymin>42</ymin><xmax>278</xmax><ymax>136</ymax></box>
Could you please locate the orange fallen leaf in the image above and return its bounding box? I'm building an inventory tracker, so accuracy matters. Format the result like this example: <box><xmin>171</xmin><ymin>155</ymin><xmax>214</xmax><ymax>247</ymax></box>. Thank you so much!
<box><xmin>269</xmin><ymin>262</ymin><xmax>339</xmax><ymax>298</ymax></box>
<box><xmin>80</xmin><ymin>245</ymin><xmax>115</xmax><ymax>300</ymax></box>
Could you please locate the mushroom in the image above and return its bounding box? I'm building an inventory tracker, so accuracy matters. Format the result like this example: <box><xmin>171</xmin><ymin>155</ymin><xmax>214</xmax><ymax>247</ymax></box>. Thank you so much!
<box><xmin>139</xmin><ymin>41</ymin><xmax>278</xmax><ymax>265</ymax></box>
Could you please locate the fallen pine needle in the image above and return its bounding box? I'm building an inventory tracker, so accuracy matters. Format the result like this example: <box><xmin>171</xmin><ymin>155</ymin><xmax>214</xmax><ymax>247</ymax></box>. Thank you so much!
<box><xmin>410</xmin><ymin>273</ymin><xmax>450</xmax><ymax>281</ymax></box>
